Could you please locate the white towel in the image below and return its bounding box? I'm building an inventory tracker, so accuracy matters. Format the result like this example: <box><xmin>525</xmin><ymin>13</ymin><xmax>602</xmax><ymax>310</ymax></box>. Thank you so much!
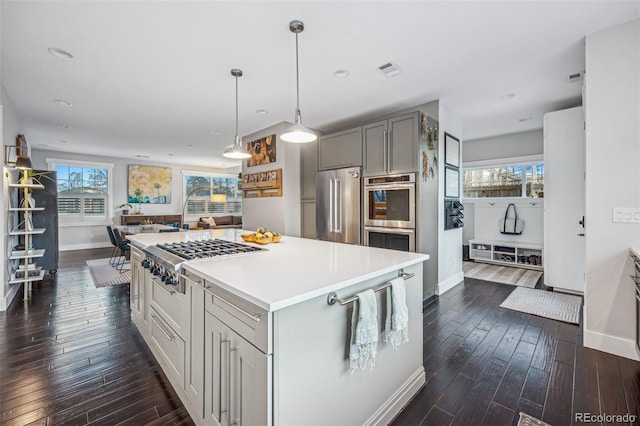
<box><xmin>348</xmin><ymin>289</ymin><xmax>378</xmax><ymax>374</ymax></box>
<box><xmin>384</xmin><ymin>277</ymin><xmax>409</xmax><ymax>349</ymax></box>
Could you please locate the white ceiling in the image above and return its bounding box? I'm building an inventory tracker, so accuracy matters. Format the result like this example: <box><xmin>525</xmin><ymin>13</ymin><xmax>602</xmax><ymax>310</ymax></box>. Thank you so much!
<box><xmin>2</xmin><ymin>1</ymin><xmax>638</xmax><ymax>168</ymax></box>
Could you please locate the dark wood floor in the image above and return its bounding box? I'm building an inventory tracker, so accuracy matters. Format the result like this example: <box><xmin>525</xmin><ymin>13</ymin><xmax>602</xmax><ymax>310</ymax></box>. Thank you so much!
<box><xmin>2</xmin><ymin>251</ymin><xmax>639</xmax><ymax>425</ymax></box>
<box><xmin>391</xmin><ymin>278</ymin><xmax>640</xmax><ymax>426</ymax></box>
<box><xmin>0</xmin><ymin>248</ymin><xmax>193</xmax><ymax>425</ymax></box>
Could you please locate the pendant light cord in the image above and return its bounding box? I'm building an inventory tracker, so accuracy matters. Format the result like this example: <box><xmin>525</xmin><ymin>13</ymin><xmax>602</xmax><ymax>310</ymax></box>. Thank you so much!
<box><xmin>235</xmin><ymin>74</ymin><xmax>239</xmax><ymax>143</ymax></box>
<box><xmin>295</xmin><ymin>32</ymin><xmax>301</xmax><ymax>121</ymax></box>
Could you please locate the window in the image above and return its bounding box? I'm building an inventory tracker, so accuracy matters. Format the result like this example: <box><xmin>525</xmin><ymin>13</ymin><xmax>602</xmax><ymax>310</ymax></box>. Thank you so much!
<box><xmin>183</xmin><ymin>172</ymin><xmax>242</xmax><ymax>217</ymax></box>
<box><xmin>463</xmin><ymin>163</ymin><xmax>544</xmax><ymax>198</ymax></box>
<box><xmin>47</xmin><ymin>159</ymin><xmax>113</xmax><ymax>224</ymax></box>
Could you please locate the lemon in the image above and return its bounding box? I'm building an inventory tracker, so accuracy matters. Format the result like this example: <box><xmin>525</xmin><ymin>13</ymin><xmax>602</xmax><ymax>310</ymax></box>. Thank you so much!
<box><xmin>257</xmin><ymin>227</ymin><xmax>266</xmax><ymax>234</ymax></box>
<box><xmin>265</xmin><ymin>231</ymin><xmax>273</xmax><ymax>238</ymax></box>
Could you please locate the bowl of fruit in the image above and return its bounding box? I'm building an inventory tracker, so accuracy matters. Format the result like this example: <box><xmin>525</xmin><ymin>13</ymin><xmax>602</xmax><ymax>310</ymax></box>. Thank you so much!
<box><xmin>243</xmin><ymin>227</ymin><xmax>281</xmax><ymax>244</ymax></box>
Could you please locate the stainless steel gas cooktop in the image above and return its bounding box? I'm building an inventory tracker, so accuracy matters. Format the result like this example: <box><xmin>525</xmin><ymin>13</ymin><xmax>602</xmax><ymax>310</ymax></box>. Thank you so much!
<box><xmin>158</xmin><ymin>239</ymin><xmax>265</xmax><ymax>260</ymax></box>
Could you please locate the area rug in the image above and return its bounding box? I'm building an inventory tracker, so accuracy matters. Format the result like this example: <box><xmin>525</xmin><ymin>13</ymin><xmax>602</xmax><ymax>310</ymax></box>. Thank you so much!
<box><xmin>86</xmin><ymin>257</ymin><xmax>131</xmax><ymax>288</ymax></box>
<box><xmin>500</xmin><ymin>287</ymin><xmax>582</xmax><ymax>324</ymax></box>
<box><xmin>463</xmin><ymin>261</ymin><xmax>542</xmax><ymax>288</ymax></box>
<box><xmin>517</xmin><ymin>412</ymin><xmax>551</xmax><ymax>426</ymax></box>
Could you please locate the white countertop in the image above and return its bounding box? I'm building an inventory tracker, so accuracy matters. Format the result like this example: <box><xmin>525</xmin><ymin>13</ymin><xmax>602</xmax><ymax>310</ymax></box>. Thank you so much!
<box><xmin>127</xmin><ymin>229</ymin><xmax>429</xmax><ymax>311</ymax></box>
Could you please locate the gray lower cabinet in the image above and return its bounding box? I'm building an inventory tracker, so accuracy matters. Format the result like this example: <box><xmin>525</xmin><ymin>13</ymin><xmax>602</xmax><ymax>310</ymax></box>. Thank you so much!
<box><xmin>204</xmin><ymin>312</ymin><xmax>269</xmax><ymax>426</ymax></box>
<box><xmin>318</xmin><ymin>127</ymin><xmax>362</xmax><ymax>170</ymax></box>
<box><xmin>363</xmin><ymin>112</ymin><xmax>420</xmax><ymax>176</ymax></box>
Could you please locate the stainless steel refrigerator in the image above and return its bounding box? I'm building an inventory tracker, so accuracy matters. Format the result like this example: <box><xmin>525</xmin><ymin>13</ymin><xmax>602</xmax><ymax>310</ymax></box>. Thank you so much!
<box><xmin>316</xmin><ymin>167</ymin><xmax>361</xmax><ymax>244</ymax></box>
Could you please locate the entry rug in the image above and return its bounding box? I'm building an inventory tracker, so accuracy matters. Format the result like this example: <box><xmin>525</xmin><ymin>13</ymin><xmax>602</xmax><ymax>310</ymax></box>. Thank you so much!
<box><xmin>500</xmin><ymin>287</ymin><xmax>582</xmax><ymax>324</ymax></box>
<box><xmin>463</xmin><ymin>261</ymin><xmax>541</xmax><ymax>288</ymax></box>
<box><xmin>86</xmin><ymin>257</ymin><xmax>131</xmax><ymax>288</ymax></box>
<box><xmin>517</xmin><ymin>412</ymin><xmax>551</xmax><ymax>426</ymax></box>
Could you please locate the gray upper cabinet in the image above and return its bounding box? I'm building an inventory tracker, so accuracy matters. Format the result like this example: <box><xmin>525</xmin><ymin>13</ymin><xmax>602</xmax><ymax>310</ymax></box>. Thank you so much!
<box><xmin>318</xmin><ymin>127</ymin><xmax>362</xmax><ymax>170</ymax></box>
<box><xmin>363</xmin><ymin>120</ymin><xmax>388</xmax><ymax>176</ymax></box>
<box><xmin>363</xmin><ymin>112</ymin><xmax>420</xmax><ymax>176</ymax></box>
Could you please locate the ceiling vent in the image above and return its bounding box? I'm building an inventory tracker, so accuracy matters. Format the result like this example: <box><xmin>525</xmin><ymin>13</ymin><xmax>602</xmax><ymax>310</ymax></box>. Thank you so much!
<box><xmin>377</xmin><ymin>62</ymin><xmax>402</xmax><ymax>77</ymax></box>
<box><xmin>566</xmin><ymin>71</ymin><xmax>584</xmax><ymax>84</ymax></box>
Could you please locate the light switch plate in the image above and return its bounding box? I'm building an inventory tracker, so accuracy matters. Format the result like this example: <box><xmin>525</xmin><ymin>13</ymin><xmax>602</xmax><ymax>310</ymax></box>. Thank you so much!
<box><xmin>612</xmin><ymin>207</ymin><xmax>640</xmax><ymax>223</ymax></box>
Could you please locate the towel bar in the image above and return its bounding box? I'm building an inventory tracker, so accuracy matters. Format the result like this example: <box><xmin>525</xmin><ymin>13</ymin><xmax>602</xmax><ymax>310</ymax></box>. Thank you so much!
<box><xmin>327</xmin><ymin>269</ymin><xmax>416</xmax><ymax>306</ymax></box>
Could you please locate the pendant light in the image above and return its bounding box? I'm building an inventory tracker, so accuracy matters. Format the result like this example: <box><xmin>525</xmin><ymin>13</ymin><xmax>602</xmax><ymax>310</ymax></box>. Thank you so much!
<box><xmin>223</xmin><ymin>69</ymin><xmax>251</xmax><ymax>159</ymax></box>
<box><xmin>281</xmin><ymin>20</ymin><xmax>317</xmax><ymax>144</ymax></box>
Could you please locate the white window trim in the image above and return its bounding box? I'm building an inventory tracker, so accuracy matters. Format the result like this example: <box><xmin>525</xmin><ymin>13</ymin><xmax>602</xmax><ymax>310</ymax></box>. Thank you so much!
<box><xmin>46</xmin><ymin>158</ymin><xmax>114</xmax><ymax>227</ymax></box>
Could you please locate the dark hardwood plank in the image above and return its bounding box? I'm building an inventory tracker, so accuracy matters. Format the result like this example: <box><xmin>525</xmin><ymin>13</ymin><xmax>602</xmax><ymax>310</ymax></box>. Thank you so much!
<box><xmin>521</xmin><ymin>367</ymin><xmax>551</xmax><ymax>406</ymax></box>
<box><xmin>481</xmin><ymin>401</ymin><xmax>514</xmax><ymax>426</ymax></box>
<box><xmin>421</xmin><ymin>406</ymin><xmax>454</xmax><ymax>426</ymax></box>
<box><xmin>493</xmin><ymin>341</ymin><xmax>536</xmax><ymax>409</ymax></box>
<box><xmin>554</xmin><ymin>339</ymin><xmax>576</xmax><ymax>366</ymax></box>
<box><xmin>435</xmin><ymin>373</ymin><xmax>476</xmax><ymax>415</ymax></box>
<box><xmin>450</xmin><ymin>357</ymin><xmax>508</xmax><ymax>426</ymax></box>
<box><xmin>392</xmin><ymin>376</ymin><xmax>450</xmax><ymax>425</ymax></box>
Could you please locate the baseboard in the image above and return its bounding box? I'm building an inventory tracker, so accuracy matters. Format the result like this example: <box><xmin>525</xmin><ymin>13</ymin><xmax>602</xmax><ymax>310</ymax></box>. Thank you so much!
<box><xmin>60</xmin><ymin>242</ymin><xmax>111</xmax><ymax>252</ymax></box>
<box><xmin>0</xmin><ymin>284</ymin><xmax>21</xmax><ymax>311</ymax></box>
<box><xmin>364</xmin><ymin>367</ymin><xmax>426</xmax><ymax>426</ymax></box>
<box><xmin>583</xmin><ymin>329</ymin><xmax>640</xmax><ymax>361</ymax></box>
<box><xmin>437</xmin><ymin>271</ymin><xmax>464</xmax><ymax>296</ymax></box>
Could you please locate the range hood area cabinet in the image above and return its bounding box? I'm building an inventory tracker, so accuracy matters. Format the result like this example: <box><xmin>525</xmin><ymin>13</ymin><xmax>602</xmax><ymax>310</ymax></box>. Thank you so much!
<box><xmin>363</xmin><ymin>112</ymin><xmax>421</xmax><ymax>176</ymax></box>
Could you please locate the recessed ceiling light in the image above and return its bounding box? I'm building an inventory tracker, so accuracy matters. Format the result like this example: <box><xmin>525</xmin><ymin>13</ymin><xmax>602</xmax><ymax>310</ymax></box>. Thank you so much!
<box><xmin>256</xmin><ymin>109</ymin><xmax>268</xmax><ymax>115</ymax></box>
<box><xmin>59</xmin><ymin>140</ymin><xmax>69</xmax><ymax>144</ymax></box>
<box><xmin>518</xmin><ymin>116</ymin><xmax>533</xmax><ymax>122</ymax></box>
<box><xmin>211</xmin><ymin>131</ymin><xmax>223</xmax><ymax>136</ymax></box>
<box><xmin>168</xmin><ymin>153</ymin><xmax>174</xmax><ymax>156</ymax></box>
<box><xmin>53</xmin><ymin>99</ymin><xmax>73</xmax><ymax>107</ymax></box>
<box><xmin>135</xmin><ymin>155</ymin><xmax>150</xmax><ymax>158</ymax></box>
<box><xmin>48</xmin><ymin>47</ymin><xmax>74</xmax><ymax>60</ymax></box>
<box><xmin>187</xmin><ymin>144</ymin><xmax>196</xmax><ymax>148</ymax></box>
<box><xmin>37</xmin><ymin>144</ymin><xmax>49</xmax><ymax>147</ymax></box>
<box><xmin>499</xmin><ymin>93</ymin><xmax>516</xmax><ymax>100</ymax></box>
<box><xmin>56</xmin><ymin>124</ymin><xmax>71</xmax><ymax>129</ymax></box>
<box><xmin>333</xmin><ymin>69</ymin><xmax>350</xmax><ymax>78</ymax></box>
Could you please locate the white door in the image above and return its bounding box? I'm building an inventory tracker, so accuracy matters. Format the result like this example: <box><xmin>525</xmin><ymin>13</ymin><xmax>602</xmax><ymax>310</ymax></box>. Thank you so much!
<box><xmin>543</xmin><ymin>106</ymin><xmax>586</xmax><ymax>293</ymax></box>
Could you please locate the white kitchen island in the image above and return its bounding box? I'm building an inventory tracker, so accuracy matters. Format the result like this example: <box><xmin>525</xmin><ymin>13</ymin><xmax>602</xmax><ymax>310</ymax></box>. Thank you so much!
<box><xmin>127</xmin><ymin>229</ymin><xmax>429</xmax><ymax>426</ymax></box>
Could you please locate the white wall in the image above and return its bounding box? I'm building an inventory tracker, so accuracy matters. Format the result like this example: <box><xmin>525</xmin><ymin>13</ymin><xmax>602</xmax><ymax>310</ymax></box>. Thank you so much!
<box><xmin>1</xmin><ymin>87</ymin><xmax>25</xmax><ymax>310</ymax></box>
<box><xmin>241</xmin><ymin>122</ymin><xmax>301</xmax><ymax>236</ymax></box>
<box><xmin>437</xmin><ymin>102</ymin><xmax>464</xmax><ymax>295</ymax></box>
<box><xmin>470</xmin><ymin>200</ymin><xmax>544</xmax><ymax>245</ymax></box>
<box><xmin>30</xmin><ymin>149</ymin><xmax>235</xmax><ymax>251</ymax></box>
<box><xmin>584</xmin><ymin>19</ymin><xmax>640</xmax><ymax>361</ymax></box>
<box><xmin>463</xmin><ymin>129</ymin><xmax>543</xmax><ymax>162</ymax></box>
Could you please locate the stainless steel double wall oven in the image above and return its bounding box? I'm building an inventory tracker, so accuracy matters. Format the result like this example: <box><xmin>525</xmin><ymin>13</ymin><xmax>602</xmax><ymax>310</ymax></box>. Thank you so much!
<box><xmin>364</xmin><ymin>174</ymin><xmax>416</xmax><ymax>252</ymax></box>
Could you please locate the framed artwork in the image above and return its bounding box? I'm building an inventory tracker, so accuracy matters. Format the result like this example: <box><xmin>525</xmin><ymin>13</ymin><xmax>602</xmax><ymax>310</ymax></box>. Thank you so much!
<box><xmin>247</xmin><ymin>134</ymin><xmax>276</xmax><ymax>167</ymax></box>
<box><xmin>445</xmin><ymin>166</ymin><xmax>460</xmax><ymax>198</ymax></box>
<box><xmin>128</xmin><ymin>165</ymin><xmax>172</xmax><ymax>204</ymax></box>
<box><xmin>444</xmin><ymin>132</ymin><xmax>460</xmax><ymax>167</ymax></box>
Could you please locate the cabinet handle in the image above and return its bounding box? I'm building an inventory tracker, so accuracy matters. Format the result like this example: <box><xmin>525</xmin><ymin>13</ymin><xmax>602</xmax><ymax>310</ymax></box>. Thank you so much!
<box><xmin>383</xmin><ymin>130</ymin><xmax>388</xmax><ymax>173</ymax></box>
<box><xmin>216</xmin><ymin>296</ymin><xmax>261</xmax><ymax>323</ymax></box>
<box><xmin>387</xmin><ymin>130</ymin><xmax>393</xmax><ymax>172</ymax></box>
<box><xmin>219</xmin><ymin>336</ymin><xmax>228</xmax><ymax>420</ymax></box>
<box><xmin>227</xmin><ymin>344</ymin><xmax>237</xmax><ymax>426</ymax></box>
<box><xmin>151</xmin><ymin>315</ymin><xmax>175</xmax><ymax>341</ymax></box>
<box><xmin>329</xmin><ymin>178</ymin><xmax>334</xmax><ymax>233</ymax></box>
<box><xmin>239</xmin><ymin>357</ymin><xmax>243</xmax><ymax>426</ymax></box>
